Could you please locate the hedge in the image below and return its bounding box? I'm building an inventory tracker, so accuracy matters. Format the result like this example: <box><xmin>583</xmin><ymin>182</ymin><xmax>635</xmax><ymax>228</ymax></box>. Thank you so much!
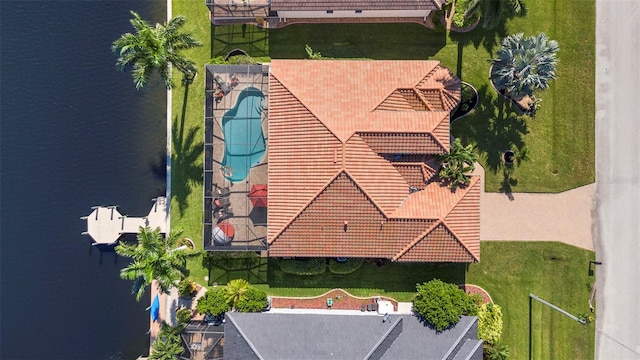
<box><xmin>235</xmin><ymin>287</ymin><xmax>268</xmax><ymax>312</ymax></box>
<box><xmin>413</xmin><ymin>279</ymin><xmax>479</xmax><ymax>332</ymax></box>
<box><xmin>328</xmin><ymin>258</ymin><xmax>364</xmax><ymax>274</ymax></box>
<box><xmin>195</xmin><ymin>287</ymin><xmax>230</xmax><ymax>316</ymax></box>
<box><xmin>279</xmin><ymin>258</ymin><xmax>327</xmax><ymax>275</ymax></box>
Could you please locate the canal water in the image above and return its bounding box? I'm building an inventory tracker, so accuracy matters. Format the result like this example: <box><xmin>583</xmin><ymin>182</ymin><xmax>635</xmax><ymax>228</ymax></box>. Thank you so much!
<box><xmin>1</xmin><ymin>1</ymin><xmax>167</xmax><ymax>358</ymax></box>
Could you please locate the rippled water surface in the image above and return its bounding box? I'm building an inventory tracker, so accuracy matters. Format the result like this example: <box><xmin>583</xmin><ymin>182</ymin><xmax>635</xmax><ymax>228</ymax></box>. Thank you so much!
<box><xmin>1</xmin><ymin>1</ymin><xmax>167</xmax><ymax>358</ymax></box>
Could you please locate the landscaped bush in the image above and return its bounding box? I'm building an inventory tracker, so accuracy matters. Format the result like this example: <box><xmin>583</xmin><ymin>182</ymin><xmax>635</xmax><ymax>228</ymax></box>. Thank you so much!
<box><xmin>203</xmin><ymin>251</ymin><xmax>260</xmax><ymax>270</ymax></box>
<box><xmin>176</xmin><ymin>308</ymin><xmax>193</xmax><ymax>325</ymax></box>
<box><xmin>279</xmin><ymin>258</ymin><xmax>326</xmax><ymax>275</ymax></box>
<box><xmin>478</xmin><ymin>303</ymin><xmax>503</xmax><ymax>345</ymax></box>
<box><xmin>235</xmin><ymin>287</ymin><xmax>268</xmax><ymax>312</ymax></box>
<box><xmin>328</xmin><ymin>258</ymin><xmax>364</xmax><ymax>274</ymax></box>
<box><xmin>177</xmin><ymin>279</ymin><xmax>197</xmax><ymax>298</ymax></box>
<box><xmin>413</xmin><ymin>279</ymin><xmax>479</xmax><ymax>331</ymax></box>
<box><xmin>196</xmin><ymin>287</ymin><xmax>230</xmax><ymax>316</ymax></box>
<box><xmin>227</xmin><ymin>55</ymin><xmax>257</xmax><ymax>64</ymax></box>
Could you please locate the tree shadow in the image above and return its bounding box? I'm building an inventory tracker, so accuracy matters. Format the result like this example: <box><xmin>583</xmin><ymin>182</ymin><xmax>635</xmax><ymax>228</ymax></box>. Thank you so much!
<box><xmin>267</xmin><ymin>258</ymin><xmax>467</xmax><ymax>293</ymax></box>
<box><xmin>171</xmin><ymin>84</ymin><xmax>204</xmax><ymax>217</ymax></box>
<box><xmin>452</xmin><ymin>84</ymin><xmax>529</xmax><ymax>175</ymax></box>
<box><xmin>499</xmin><ymin>168</ymin><xmax>517</xmax><ymax>200</ymax></box>
<box><xmin>202</xmin><ymin>252</ymin><xmax>268</xmax><ymax>285</ymax></box>
<box><xmin>211</xmin><ymin>23</ymin><xmax>270</xmax><ymax>59</ymax></box>
<box><xmin>449</xmin><ymin>19</ymin><xmax>508</xmax><ymax>59</ymax></box>
<box><xmin>269</xmin><ymin>23</ymin><xmax>446</xmax><ymax>59</ymax></box>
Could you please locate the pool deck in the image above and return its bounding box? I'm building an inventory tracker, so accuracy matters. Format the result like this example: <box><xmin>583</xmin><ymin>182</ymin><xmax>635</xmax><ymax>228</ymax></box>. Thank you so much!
<box><xmin>204</xmin><ymin>65</ymin><xmax>270</xmax><ymax>250</ymax></box>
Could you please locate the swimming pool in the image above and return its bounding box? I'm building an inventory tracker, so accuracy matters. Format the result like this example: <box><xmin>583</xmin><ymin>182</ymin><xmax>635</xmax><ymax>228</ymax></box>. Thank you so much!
<box><xmin>221</xmin><ymin>87</ymin><xmax>266</xmax><ymax>182</ymax></box>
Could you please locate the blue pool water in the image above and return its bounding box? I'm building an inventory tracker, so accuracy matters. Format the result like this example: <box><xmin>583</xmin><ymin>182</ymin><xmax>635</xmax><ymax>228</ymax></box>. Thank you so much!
<box><xmin>221</xmin><ymin>87</ymin><xmax>266</xmax><ymax>182</ymax></box>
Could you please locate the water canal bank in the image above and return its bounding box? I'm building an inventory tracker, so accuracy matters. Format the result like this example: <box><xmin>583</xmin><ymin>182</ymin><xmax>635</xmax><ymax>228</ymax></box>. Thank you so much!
<box><xmin>1</xmin><ymin>1</ymin><xmax>166</xmax><ymax>358</ymax></box>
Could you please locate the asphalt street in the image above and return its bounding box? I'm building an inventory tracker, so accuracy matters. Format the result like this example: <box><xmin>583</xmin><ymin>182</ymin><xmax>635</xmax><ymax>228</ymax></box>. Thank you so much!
<box><xmin>595</xmin><ymin>1</ymin><xmax>640</xmax><ymax>359</ymax></box>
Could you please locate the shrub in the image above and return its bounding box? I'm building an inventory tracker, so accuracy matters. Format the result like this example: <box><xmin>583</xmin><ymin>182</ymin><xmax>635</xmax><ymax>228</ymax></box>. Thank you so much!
<box><xmin>227</xmin><ymin>55</ymin><xmax>257</xmax><ymax>64</ymax></box>
<box><xmin>328</xmin><ymin>258</ymin><xmax>364</xmax><ymax>274</ymax></box>
<box><xmin>203</xmin><ymin>251</ymin><xmax>260</xmax><ymax>270</ymax></box>
<box><xmin>413</xmin><ymin>279</ymin><xmax>479</xmax><ymax>331</ymax></box>
<box><xmin>484</xmin><ymin>341</ymin><xmax>510</xmax><ymax>360</ymax></box>
<box><xmin>235</xmin><ymin>287</ymin><xmax>268</xmax><ymax>312</ymax></box>
<box><xmin>177</xmin><ymin>279</ymin><xmax>197</xmax><ymax>298</ymax></box>
<box><xmin>176</xmin><ymin>308</ymin><xmax>193</xmax><ymax>325</ymax></box>
<box><xmin>279</xmin><ymin>258</ymin><xmax>326</xmax><ymax>275</ymax></box>
<box><xmin>478</xmin><ymin>303</ymin><xmax>503</xmax><ymax>345</ymax></box>
<box><xmin>196</xmin><ymin>287</ymin><xmax>230</xmax><ymax>316</ymax></box>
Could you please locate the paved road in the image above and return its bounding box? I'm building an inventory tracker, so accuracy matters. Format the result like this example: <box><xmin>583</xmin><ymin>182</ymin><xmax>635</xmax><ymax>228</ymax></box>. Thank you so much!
<box><xmin>595</xmin><ymin>1</ymin><xmax>640</xmax><ymax>359</ymax></box>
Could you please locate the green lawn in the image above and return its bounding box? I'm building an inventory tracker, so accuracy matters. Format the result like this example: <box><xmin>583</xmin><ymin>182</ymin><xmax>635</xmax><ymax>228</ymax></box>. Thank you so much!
<box><xmin>193</xmin><ymin>242</ymin><xmax>595</xmax><ymax>360</ymax></box>
<box><xmin>168</xmin><ymin>2</ymin><xmax>596</xmax><ymax>358</ymax></box>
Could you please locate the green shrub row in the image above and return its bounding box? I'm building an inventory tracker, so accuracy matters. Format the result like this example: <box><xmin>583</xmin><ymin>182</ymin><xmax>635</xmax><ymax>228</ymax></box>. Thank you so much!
<box><xmin>279</xmin><ymin>258</ymin><xmax>327</xmax><ymax>275</ymax></box>
<box><xmin>328</xmin><ymin>258</ymin><xmax>364</xmax><ymax>274</ymax></box>
<box><xmin>203</xmin><ymin>251</ymin><xmax>260</xmax><ymax>270</ymax></box>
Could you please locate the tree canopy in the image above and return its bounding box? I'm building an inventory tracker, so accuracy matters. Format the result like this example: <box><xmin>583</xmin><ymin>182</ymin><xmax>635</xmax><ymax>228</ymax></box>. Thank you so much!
<box><xmin>112</xmin><ymin>11</ymin><xmax>202</xmax><ymax>90</ymax></box>
<box><xmin>436</xmin><ymin>138</ymin><xmax>478</xmax><ymax>189</ymax></box>
<box><xmin>413</xmin><ymin>279</ymin><xmax>479</xmax><ymax>332</ymax></box>
<box><xmin>491</xmin><ymin>33</ymin><xmax>559</xmax><ymax>99</ymax></box>
<box><xmin>115</xmin><ymin>226</ymin><xmax>199</xmax><ymax>301</ymax></box>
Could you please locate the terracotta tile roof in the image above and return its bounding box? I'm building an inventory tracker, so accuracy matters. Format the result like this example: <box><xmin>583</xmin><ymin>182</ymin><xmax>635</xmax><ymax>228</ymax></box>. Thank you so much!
<box><xmin>268</xmin><ymin>60</ymin><xmax>479</xmax><ymax>262</ymax></box>
<box><xmin>394</xmin><ymin>223</ymin><xmax>476</xmax><ymax>262</ymax></box>
<box><xmin>270</xmin><ymin>0</ymin><xmax>442</xmax><ymax>11</ymax></box>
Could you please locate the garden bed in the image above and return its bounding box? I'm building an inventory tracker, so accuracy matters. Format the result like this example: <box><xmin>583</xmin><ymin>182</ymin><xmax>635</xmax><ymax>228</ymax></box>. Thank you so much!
<box><xmin>270</xmin><ymin>289</ymin><xmax>398</xmax><ymax>311</ymax></box>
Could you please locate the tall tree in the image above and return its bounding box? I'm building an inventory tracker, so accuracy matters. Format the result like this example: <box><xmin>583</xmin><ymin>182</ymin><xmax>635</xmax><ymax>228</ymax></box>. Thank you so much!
<box><xmin>465</xmin><ymin>0</ymin><xmax>527</xmax><ymax>29</ymax></box>
<box><xmin>436</xmin><ymin>138</ymin><xmax>478</xmax><ymax>189</ymax></box>
<box><xmin>491</xmin><ymin>33</ymin><xmax>559</xmax><ymax>99</ymax></box>
<box><xmin>112</xmin><ymin>11</ymin><xmax>202</xmax><ymax>90</ymax></box>
<box><xmin>116</xmin><ymin>227</ymin><xmax>199</xmax><ymax>301</ymax></box>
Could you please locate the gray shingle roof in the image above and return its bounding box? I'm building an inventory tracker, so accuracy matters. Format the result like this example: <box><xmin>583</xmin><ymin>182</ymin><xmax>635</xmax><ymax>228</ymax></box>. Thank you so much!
<box><xmin>224</xmin><ymin>313</ymin><xmax>481</xmax><ymax>360</ymax></box>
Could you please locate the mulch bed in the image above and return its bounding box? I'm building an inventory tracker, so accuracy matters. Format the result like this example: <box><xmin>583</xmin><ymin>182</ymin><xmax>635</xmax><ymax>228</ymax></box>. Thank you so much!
<box><xmin>270</xmin><ymin>289</ymin><xmax>398</xmax><ymax>311</ymax></box>
<box><xmin>460</xmin><ymin>284</ymin><xmax>493</xmax><ymax>303</ymax></box>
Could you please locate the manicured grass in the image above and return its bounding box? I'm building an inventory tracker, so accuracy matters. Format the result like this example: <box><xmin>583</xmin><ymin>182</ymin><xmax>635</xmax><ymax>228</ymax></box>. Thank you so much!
<box><xmin>169</xmin><ymin>0</ymin><xmax>595</xmax><ymax>249</ymax></box>
<box><xmin>198</xmin><ymin>242</ymin><xmax>595</xmax><ymax>359</ymax></box>
<box><xmin>467</xmin><ymin>242</ymin><xmax>595</xmax><ymax>359</ymax></box>
<box><xmin>169</xmin><ymin>3</ymin><xmax>595</xmax><ymax>357</ymax></box>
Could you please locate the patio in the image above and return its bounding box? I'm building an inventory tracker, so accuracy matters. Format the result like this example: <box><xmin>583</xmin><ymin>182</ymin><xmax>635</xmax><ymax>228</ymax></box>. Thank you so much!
<box><xmin>203</xmin><ymin>64</ymin><xmax>270</xmax><ymax>251</ymax></box>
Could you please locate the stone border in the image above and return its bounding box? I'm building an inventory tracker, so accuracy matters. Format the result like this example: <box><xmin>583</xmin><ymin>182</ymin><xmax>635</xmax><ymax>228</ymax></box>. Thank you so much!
<box><xmin>451</xmin><ymin>81</ymin><xmax>479</xmax><ymax>125</ymax></box>
<box><xmin>459</xmin><ymin>284</ymin><xmax>493</xmax><ymax>304</ymax></box>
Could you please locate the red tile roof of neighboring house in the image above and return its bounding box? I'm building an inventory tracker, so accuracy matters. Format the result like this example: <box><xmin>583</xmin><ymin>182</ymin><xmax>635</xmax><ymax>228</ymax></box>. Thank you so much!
<box><xmin>268</xmin><ymin>60</ymin><xmax>479</xmax><ymax>262</ymax></box>
<box><xmin>270</xmin><ymin>0</ymin><xmax>442</xmax><ymax>11</ymax></box>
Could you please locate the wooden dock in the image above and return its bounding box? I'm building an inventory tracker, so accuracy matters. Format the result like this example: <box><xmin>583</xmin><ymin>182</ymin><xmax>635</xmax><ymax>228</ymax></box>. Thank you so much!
<box><xmin>83</xmin><ymin>197</ymin><xmax>168</xmax><ymax>245</ymax></box>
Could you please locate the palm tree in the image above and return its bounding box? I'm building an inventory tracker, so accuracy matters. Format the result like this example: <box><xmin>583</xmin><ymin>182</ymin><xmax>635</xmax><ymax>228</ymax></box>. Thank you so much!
<box><xmin>436</xmin><ymin>138</ymin><xmax>478</xmax><ymax>189</ymax></box>
<box><xmin>112</xmin><ymin>11</ymin><xmax>202</xmax><ymax>90</ymax></box>
<box><xmin>491</xmin><ymin>33</ymin><xmax>559</xmax><ymax>99</ymax></box>
<box><xmin>465</xmin><ymin>0</ymin><xmax>527</xmax><ymax>29</ymax></box>
<box><xmin>225</xmin><ymin>279</ymin><xmax>250</xmax><ymax>309</ymax></box>
<box><xmin>116</xmin><ymin>227</ymin><xmax>199</xmax><ymax>301</ymax></box>
<box><xmin>149</xmin><ymin>322</ymin><xmax>183</xmax><ymax>360</ymax></box>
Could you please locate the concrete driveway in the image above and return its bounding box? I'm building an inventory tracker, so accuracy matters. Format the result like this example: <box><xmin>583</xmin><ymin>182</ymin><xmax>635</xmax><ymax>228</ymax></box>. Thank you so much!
<box><xmin>595</xmin><ymin>1</ymin><xmax>640</xmax><ymax>358</ymax></box>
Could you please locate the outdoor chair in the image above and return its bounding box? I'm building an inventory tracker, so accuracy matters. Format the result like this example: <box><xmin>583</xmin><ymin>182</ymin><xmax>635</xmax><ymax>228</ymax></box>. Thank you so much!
<box><xmin>327</xmin><ymin>298</ymin><xmax>333</xmax><ymax>308</ymax></box>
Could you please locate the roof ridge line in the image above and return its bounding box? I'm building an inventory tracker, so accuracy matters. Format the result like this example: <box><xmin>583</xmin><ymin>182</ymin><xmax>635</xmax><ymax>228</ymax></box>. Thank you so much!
<box><xmin>342</xmin><ymin>168</ymin><xmax>390</xmax><ymax>217</ymax></box>
<box><xmin>270</xmin><ymin>73</ymin><xmax>343</xmax><ymax>142</ymax></box>
<box><xmin>269</xmin><ymin>171</ymin><xmax>345</xmax><ymax>245</ymax></box>
<box><xmin>414</xmin><ymin>87</ymin><xmax>435</xmax><ymax>111</ymax></box>
<box><xmin>429</xmin><ymin>115</ymin><xmax>450</xmax><ymax>152</ymax></box>
<box><xmin>226</xmin><ymin>314</ymin><xmax>266</xmax><ymax>360</ymax></box>
<box><xmin>439</xmin><ymin>221</ymin><xmax>478</xmax><ymax>262</ymax></box>
<box><xmin>392</xmin><ymin>220</ymin><xmax>441</xmax><ymax>261</ymax></box>
<box><xmin>441</xmin><ymin>175</ymin><xmax>480</xmax><ymax>219</ymax></box>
